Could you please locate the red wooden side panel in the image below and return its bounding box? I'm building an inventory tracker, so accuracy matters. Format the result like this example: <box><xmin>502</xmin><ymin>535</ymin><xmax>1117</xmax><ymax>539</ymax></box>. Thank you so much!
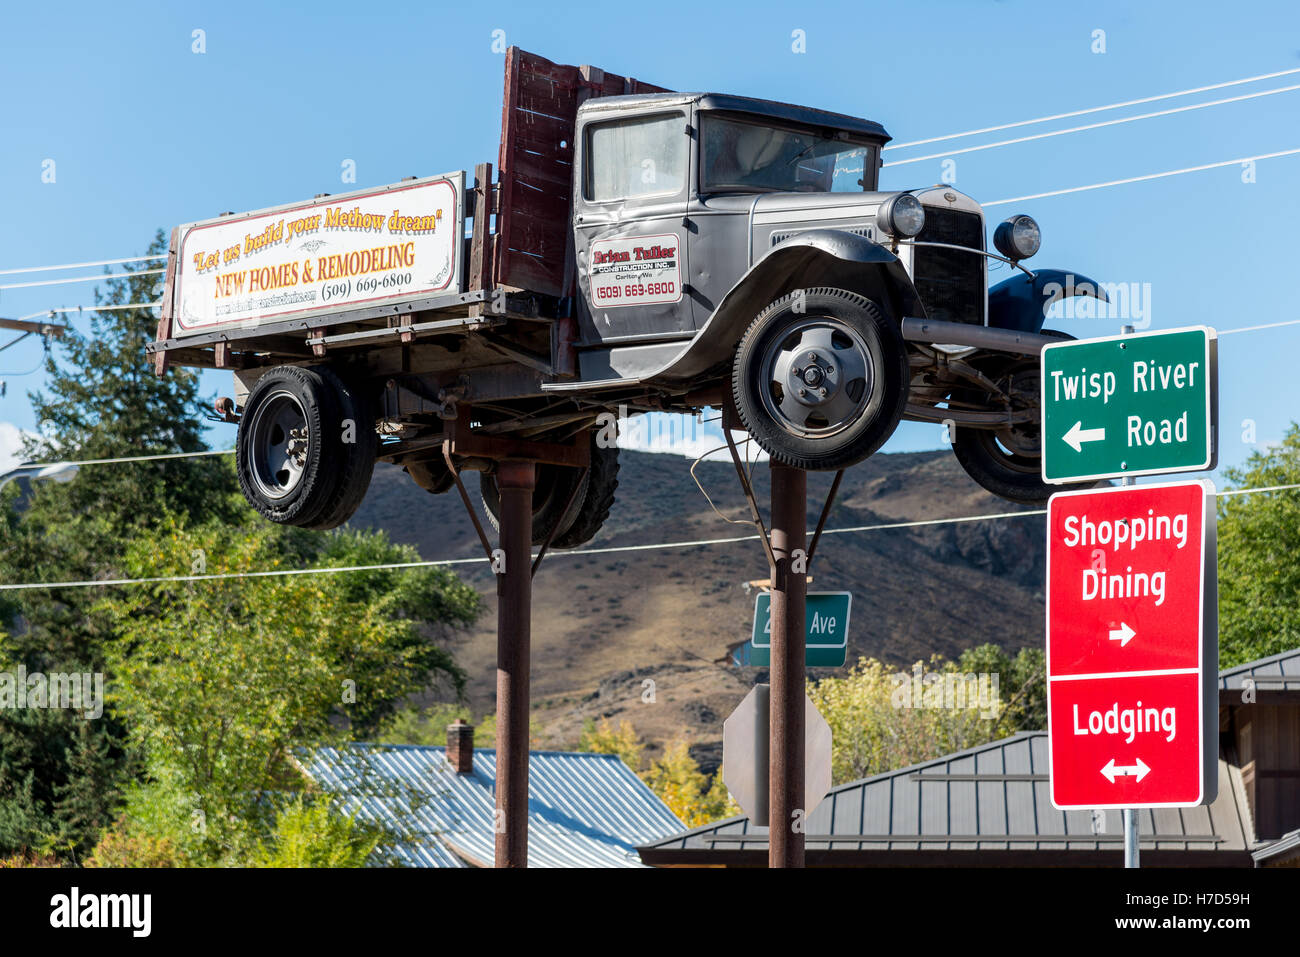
<box><xmin>495</xmin><ymin>48</ymin><xmax>669</xmax><ymax>298</ymax></box>
<box><xmin>154</xmin><ymin>226</ymin><xmax>180</xmax><ymax>375</ymax></box>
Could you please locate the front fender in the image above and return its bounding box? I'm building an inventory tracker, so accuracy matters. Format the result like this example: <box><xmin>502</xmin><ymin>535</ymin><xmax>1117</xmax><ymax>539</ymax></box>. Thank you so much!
<box><xmin>988</xmin><ymin>269</ymin><xmax>1109</xmax><ymax>334</ymax></box>
<box><xmin>651</xmin><ymin>229</ymin><xmax>924</xmax><ymax>383</ymax></box>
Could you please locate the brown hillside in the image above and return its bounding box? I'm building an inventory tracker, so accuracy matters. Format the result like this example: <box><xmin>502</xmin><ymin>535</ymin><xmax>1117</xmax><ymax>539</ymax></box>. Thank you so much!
<box><xmin>349</xmin><ymin>446</ymin><xmax>1047</xmax><ymax>770</ymax></box>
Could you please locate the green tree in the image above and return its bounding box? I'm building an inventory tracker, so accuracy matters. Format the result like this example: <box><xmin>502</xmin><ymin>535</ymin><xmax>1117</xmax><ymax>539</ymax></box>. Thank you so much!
<box><xmin>579</xmin><ymin>717</ymin><xmax>644</xmax><ymax>771</ymax></box>
<box><xmin>378</xmin><ymin>704</ymin><xmax>498</xmax><ymax>748</ymax></box>
<box><xmin>248</xmin><ymin>795</ymin><xmax>389</xmax><ymax>868</ymax></box>
<box><xmin>643</xmin><ymin>738</ymin><xmax>738</xmax><ymax>827</ymax></box>
<box><xmin>0</xmin><ymin>235</ymin><xmax>240</xmax><ymax>859</ymax></box>
<box><xmin>1218</xmin><ymin>424</ymin><xmax>1300</xmax><ymax>667</ymax></box>
<box><xmin>808</xmin><ymin>646</ymin><xmax>1041</xmax><ymax>786</ymax></box>
<box><xmin>96</xmin><ymin>518</ymin><xmax>478</xmax><ymax>865</ymax></box>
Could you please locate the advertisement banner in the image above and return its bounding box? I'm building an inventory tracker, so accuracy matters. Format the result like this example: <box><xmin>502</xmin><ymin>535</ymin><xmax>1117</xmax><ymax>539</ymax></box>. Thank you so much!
<box><xmin>172</xmin><ymin>174</ymin><xmax>463</xmax><ymax>336</ymax></box>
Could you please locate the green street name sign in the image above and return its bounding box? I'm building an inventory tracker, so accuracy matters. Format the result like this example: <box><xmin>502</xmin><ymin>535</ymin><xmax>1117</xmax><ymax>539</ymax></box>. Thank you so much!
<box><xmin>750</xmin><ymin>591</ymin><xmax>851</xmax><ymax>668</ymax></box>
<box><xmin>1041</xmin><ymin>326</ymin><xmax>1217</xmax><ymax>483</ymax></box>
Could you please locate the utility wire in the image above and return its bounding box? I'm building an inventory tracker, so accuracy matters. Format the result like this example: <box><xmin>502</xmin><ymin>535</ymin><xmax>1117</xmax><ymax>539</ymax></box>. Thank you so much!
<box><xmin>0</xmin><ymin>269</ymin><xmax>164</xmax><ymax>291</ymax></box>
<box><xmin>0</xmin><ymin>484</ymin><xmax>1296</xmax><ymax>592</ymax></box>
<box><xmin>885</xmin><ymin>66</ymin><xmax>1300</xmax><ymax>150</ymax></box>
<box><xmin>983</xmin><ymin>147</ymin><xmax>1300</xmax><ymax>207</ymax></box>
<box><xmin>17</xmin><ymin>303</ymin><xmax>160</xmax><ymax>321</ymax></box>
<box><xmin>0</xmin><ymin>255</ymin><xmax>164</xmax><ymax>276</ymax></box>
<box><xmin>883</xmin><ymin>83</ymin><xmax>1300</xmax><ymax>167</ymax></box>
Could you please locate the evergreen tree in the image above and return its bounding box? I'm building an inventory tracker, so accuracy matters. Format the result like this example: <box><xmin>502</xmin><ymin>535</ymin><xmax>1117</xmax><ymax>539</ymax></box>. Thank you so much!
<box><xmin>0</xmin><ymin>232</ymin><xmax>237</xmax><ymax>858</ymax></box>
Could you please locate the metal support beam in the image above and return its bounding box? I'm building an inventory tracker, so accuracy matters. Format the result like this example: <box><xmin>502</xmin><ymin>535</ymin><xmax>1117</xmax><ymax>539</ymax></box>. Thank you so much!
<box><xmin>768</xmin><ymin>462</ymin><xmax>806</xmax><ymax>868</ymax></box>
<box><xmin>901</xmin><ymin>316</ymin><xmax>1061</xmax><ymax>356</ymax></box>
<box><xmin>495</xmin><ymin>459</ymin><xmax>534</xmax><ymax>868</ymax></box>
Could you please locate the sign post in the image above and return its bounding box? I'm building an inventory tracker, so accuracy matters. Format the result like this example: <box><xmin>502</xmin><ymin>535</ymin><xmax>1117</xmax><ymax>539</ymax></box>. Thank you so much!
<box><xmin>768</xmin><ymin>463</ymin><xmax>806</xmax><ymax>868</ymax></box>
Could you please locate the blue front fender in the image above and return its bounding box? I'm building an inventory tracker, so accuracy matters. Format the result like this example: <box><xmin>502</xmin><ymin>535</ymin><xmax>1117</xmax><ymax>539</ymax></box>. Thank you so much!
<box><xmin>988</xmin><ymin>269</ymin><xmax>1109</xmax><ymax>334</ymax></box>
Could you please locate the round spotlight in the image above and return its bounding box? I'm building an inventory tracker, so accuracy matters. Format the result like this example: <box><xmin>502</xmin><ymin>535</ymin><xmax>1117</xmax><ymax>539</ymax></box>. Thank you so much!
<box><xmin>993</xmin><ymin>214</ymin><xmax>1041</xmax><ymax>261</ymax></box>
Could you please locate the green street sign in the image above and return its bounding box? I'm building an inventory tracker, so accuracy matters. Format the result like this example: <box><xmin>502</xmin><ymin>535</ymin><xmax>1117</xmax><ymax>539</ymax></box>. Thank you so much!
<box><xmin>1041</xmin><ymin>326</ymin><xmax>1217</xmax><ymax>484</ymax></box>
<box><xmin>750</xmin><ymin>591</ymin><xmax>851</xmax><ymax>668</ymax></box>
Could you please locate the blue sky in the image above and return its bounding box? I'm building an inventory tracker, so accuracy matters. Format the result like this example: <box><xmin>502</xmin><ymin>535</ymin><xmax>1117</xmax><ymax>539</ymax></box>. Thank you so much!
<box><xmin>2</xmin><ymin>0</ymin><xmax>1297</xmax><ymax>480</ymax></box>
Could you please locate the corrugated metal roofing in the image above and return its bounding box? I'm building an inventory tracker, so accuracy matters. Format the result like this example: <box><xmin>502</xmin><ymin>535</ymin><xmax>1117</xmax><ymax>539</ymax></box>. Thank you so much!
<box><xmin>1218</xmin><ymin>647</ymin><xmax>1300</xmax><ymax>690</ymax></box>
<box><xmin>301</xmin><ymin>745</ymin><xmax>683</xmax><ymax>868</ymax></box>
<box><xmin>640</xmin><ymin>731</ymin><xmax>1254</xmax><ymax>856</ymax></box>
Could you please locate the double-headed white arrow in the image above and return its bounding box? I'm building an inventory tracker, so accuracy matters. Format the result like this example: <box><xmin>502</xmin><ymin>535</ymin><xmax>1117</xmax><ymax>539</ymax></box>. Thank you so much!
<box><xmin>1063</xmin><ymin>421</ymin><xmax>1106</xmax><ymax>453</ymax></box>
<box><xmin>1101</xmin><ymin>757</ymin><xmax>1151</xmax><ymax>783</ymax></box>
<box><xmin>1108</xmin><ymin>622</ymin><xmax>1136</xmax><ymax>647</ymax></box>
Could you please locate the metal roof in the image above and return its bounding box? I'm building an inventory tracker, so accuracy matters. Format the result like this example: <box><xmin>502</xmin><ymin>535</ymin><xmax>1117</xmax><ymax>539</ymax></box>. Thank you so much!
<box><xmin>577</xmin><ymin>91</ymin><xmax>891</xmax><ymax>142</ymax></box>
<box><xmin>301</xmin><ymin>745</ymin><xmax>683</xmax><ymax>868</ymax></box>
<box><xmin>639</xmin><ymin>731</ymin><xmax>1256</xmax><ymax>863</ymax></box>
<box><xmin>1218</xmin><ymin>646</ymin><xmax>1300</xmax><ymax>691</ymax></box>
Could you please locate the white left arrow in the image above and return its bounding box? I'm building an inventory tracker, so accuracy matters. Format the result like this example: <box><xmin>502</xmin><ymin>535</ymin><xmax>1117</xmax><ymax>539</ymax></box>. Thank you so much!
<box><xmin>1101</xmin><ymin>757</ymin><xmax>1151</xmax><ymax>783</ymax></box>
<box><xmin>1063</xmin><ymin>421</ymin><xmax>1107</xmax><ymax>453</ymax></box>
<box><xmin>1108</xmin><ymin>622</ymin><xmax>1136</xmax><ymax>647</ymax></box>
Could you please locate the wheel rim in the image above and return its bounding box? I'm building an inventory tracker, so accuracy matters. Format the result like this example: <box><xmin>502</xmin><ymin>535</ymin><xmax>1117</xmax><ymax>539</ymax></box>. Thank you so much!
<box><xmin>247</xmin><ymin>390</ymin><xmax>310</xmax><ymax>499</ymax></box>
<box><xmin>758</xmin><ymin>317</ymin><xmax>873</xmax><ymax>438</ymax></box>
<box><xmin>984</xmin><ymin>366</ymin><xmax>1042</xmax><ymax>474</ymax></box>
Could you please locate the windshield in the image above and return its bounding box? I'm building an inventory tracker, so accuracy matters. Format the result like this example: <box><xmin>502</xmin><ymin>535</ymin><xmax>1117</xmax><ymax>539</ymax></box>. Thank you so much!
<box><xmin>700</xmin><ymin>114</ymin><xmax>877</xmax><ymax>194</ymax></box>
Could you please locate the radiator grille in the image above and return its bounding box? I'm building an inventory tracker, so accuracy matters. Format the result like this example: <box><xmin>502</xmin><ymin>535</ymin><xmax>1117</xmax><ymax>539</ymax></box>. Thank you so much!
<box><xmin>913</xmin><ymin>207</ymin><xmax>984</xmax><ymax>325</ymax></box>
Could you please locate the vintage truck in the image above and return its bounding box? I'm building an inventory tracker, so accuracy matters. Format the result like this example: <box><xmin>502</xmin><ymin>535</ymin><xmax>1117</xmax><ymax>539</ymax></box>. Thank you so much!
<box><xmin>148</xmin><ymin>47</ymin><xmax>1107</xmax><ymax>544</ymax></box>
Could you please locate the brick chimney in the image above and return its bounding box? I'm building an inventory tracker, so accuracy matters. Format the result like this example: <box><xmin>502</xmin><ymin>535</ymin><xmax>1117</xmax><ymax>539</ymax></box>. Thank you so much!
<box><xmin>447</xmin><ymin>718</ymin><xmax>475</xmax><ymax>774</ymax></box>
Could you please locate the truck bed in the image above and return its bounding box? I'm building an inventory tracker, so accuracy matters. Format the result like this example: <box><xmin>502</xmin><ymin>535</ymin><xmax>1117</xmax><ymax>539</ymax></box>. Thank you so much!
<box><xmin>149</xmin><ymin>48</ymin><xmax>668</xmax><ymax>376</ymax></box>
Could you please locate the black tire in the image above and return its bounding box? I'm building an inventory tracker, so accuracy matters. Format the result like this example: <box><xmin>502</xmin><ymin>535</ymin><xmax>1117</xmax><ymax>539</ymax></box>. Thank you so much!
<box><xmin>404</xmin><ymin>457</ymin><xmax>456</xmax><ymax>495</ymax></box>
<box><xmin>480</xmin><ymin>454</ymin><xmax>586</xmax><ymax>547</ymax></box>
<box><xmin>732</xmin><ymin>287</ymin><xmax>908</xmax><ymax>471</ymax></box>
<box><xmin>950</xmin><ymin>330</ymin><xmax>1098</xmax><ymax>505</ymax></box>
<box><xmin>479</xmin><ymin>432</ymin><xmax>617</xmax><ymax>548</ymax></box>
<box><xmin>236</xmin><ymin>365</ymin><xmax>376</xmax><ymax>529</ymax></box>
<box><xmin>551</xmin><ymin>440</ymin><xmax>619</xmax><ymax>549</ymax></box>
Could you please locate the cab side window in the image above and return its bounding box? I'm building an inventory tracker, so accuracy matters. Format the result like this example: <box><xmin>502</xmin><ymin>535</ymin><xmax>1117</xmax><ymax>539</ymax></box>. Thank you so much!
<box><xmin>585</xmin><ymin>113</ymin><xmax>686</xmax><ymax>203</ymax></box>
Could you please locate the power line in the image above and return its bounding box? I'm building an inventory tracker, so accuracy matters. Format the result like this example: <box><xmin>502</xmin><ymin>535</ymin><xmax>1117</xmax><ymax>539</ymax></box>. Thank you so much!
<box><xmin>883</xmin><ymin>83</ymin><xmax>1300</xmax><ymax>168</ymax></box>
<box><xmin>983</xmin><ymin>146</ymin><xmax>1300</xmax><ymax>207</ymax></box>
<box><xmin>24</xmin><ymin>449</ymin><xmax>233</xmax><ymax>468</ymax></box>
<box><xmin>1</xmin><ymin>483</ymin><xmax>1296</xmax><ymax>592</ymax></box>
<box><xmin>0</xmin><ymin>270</ymin><xmax>164</xmax><ymax>291</ymax></box>
<box><xmin>17</xmin><ymin>303</ymin><xmax>160</xmax><ymax>321</ymax></box>
<box><xmin>1217</xmin><ymin>318</ymin><xmax>1300</xmax><ymax>336</ymax></box>
<box><xmin>885</xmin><ymin>65</ymin><xmax>1300</xmax><ymax>150</ymax></box>
<box><xmin>0</xmin><ymin>255</ymin><xmax>164</xmax><ymax>277</ymax></box>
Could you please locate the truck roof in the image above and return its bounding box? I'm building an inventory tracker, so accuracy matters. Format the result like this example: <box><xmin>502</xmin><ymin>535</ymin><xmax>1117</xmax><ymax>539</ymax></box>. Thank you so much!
<box><xmin>577</xmin><ymin>91</ymin><xmax>891</xmax><ymax>143</ymax></box>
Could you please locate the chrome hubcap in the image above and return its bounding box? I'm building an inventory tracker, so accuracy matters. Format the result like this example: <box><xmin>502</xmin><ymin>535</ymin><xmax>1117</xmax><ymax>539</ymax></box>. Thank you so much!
<box><xmin>761</xmin><ymin>319</ymin><xmax>872</xmax><ymax>438</ymax></box>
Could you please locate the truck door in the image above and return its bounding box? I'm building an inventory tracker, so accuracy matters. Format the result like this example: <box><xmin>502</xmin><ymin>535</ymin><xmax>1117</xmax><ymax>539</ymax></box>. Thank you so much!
<box><xmin>573</xmin><ymin>110</ymin><xmax>693</xmax><ymax>345</ymax></box>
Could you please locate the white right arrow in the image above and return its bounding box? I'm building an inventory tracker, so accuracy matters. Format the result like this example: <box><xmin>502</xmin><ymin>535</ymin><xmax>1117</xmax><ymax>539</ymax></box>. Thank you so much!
<box><xmin>1108</xmin><ymin>622</ymin><xmax>1136</xmax><ymax>647</ymax></box>
<box><xmin>1063</xmin><ymin>420</ymin><xmax>1107</xmax><ymax>452</ymax></box>
<box><xmin>1101</xmin><ymin>757</ymin><xmax>1151</xmax><ymax>783</ymax></box>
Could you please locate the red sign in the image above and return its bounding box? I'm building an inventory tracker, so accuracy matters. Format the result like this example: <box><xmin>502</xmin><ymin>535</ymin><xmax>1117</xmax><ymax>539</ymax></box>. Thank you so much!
<box><xmin>1046</xmin><ymin>480</ymin><xmax>1217</xmax><ymax>809</ymax></box>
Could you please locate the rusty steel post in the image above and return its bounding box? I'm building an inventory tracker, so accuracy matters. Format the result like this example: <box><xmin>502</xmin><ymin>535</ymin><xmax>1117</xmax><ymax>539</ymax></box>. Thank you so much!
<box><xmin>768</xmin><ymin>462</ymin><xmax>806</xmax><ymax>868</ymax></box>
<box><xmin>494</xmin><ymin>459</ymin><xmax>534</xmax><ymax>867</ymax></box>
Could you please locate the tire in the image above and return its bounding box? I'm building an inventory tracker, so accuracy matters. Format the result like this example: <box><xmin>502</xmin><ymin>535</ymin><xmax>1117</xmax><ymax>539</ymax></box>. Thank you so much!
<box><xmin>404</xmin><ymin>457</ymin><xmax>456</xmax><ymax>495</ymax></box>
<box><xmin>732</xmin><ymin>287</ymin><xmax>908</xmax><ymax>471</ymax></box>
<box><xmin>236</xmin><ymin>365</ymin><xmax>376</xmax><ymax>529</ymax></box>
<box><xmin>950</xmin><ymin>330</ymin><xmax>1099</xmax><ymax>505</ymax></box>
<box><xmin>551</xmin><ymin>440</ymin><xmax>619</xmax><ymax>549</ymax></box>
<box><xmin>479</xmin><ymin>432</ymin><xmax>616</xmax><ymax>548</ymax></box>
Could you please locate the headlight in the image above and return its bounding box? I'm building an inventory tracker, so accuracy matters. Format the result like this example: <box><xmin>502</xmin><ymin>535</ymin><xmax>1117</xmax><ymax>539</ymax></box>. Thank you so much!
<box><xmin>877</xmin><ymin>193</ymin><xmax>925</xmax><ymax>238</ymax></box>
<box><xmin>993</xmin><ymin>214</ymin><xmax>1041</xmax><ymax>261</ymax></box>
